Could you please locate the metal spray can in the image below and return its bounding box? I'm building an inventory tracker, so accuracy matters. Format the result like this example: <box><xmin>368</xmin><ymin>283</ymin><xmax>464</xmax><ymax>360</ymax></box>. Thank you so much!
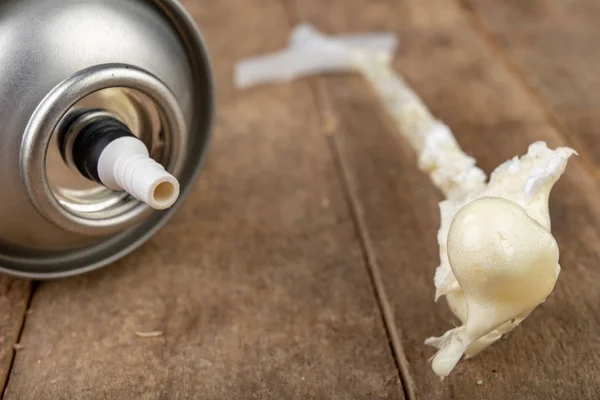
<box><xmin>0</xmin><ymin>0</ymin><xmax>214</xmax><ymax>278</ymax></box>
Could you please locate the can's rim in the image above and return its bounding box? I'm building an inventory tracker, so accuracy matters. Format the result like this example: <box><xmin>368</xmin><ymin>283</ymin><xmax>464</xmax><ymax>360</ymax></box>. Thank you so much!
<box><xmin>2</xmin><ymin>0</ymin><xmax>215</xmax><ymax>279</ymax></box>
<box><xmin>21</xmin><ymin>64</ymin><xmax>188</xmax><ymax>236</ymax></box>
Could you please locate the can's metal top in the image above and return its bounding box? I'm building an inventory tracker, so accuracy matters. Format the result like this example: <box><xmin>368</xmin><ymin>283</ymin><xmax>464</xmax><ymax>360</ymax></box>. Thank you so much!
<box><xmin>0</xmin><ymin>0</ymin><xmax>214</xmax><ymax>278</ymax></box>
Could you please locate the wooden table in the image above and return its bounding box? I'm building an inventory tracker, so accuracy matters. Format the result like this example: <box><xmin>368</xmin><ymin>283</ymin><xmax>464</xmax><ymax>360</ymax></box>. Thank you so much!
<box><xmin>2</xmin><ymin>0</ymin><xmax>600</xmax><ymax>398</ymax></box>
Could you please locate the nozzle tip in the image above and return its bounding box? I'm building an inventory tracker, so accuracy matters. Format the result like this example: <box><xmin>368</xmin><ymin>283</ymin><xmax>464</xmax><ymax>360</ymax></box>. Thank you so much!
<box><xmin>147</xmin><ymin>176</ymin><xmax>180</xmax><ymax>210</ymax></box>
<box><xmin>97</xmin><ymin>136</ymin><xmax>181</xmax><ymax>210</ymax></box>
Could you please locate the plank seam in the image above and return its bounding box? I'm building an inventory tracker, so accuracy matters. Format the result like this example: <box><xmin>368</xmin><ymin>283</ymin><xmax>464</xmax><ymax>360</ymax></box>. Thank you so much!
<box><xmin>278</xmin><ymin>2</ymin><xmax>418</xmax><ymax>397</ymax></box>
<box><xmin>2</xmin><ymin>282</ymin><xmax>36</xmax><ymax>400</ymax></box>
<box><xmin>324</xmin><ymin>131</ymin><xmax>418</xmax><ymax>400</ymax></box>
<box><xmin>308</xmin><ymin>71</ymin><xmax>418</xmax><ymax>399</ymax></box>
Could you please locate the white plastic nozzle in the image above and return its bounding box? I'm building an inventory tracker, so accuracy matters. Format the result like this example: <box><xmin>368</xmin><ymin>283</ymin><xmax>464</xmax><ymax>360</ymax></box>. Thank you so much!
<box><xmin>97</xmin><ymin>136</ymin><xmax>180</xmax><ymax>210</ymax></box>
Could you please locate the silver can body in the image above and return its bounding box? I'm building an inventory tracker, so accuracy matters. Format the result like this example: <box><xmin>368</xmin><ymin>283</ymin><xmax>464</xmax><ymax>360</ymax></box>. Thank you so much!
<box><xmin>0</xmin><ymin>0</ymin><xmax>214</xmax><ymax>278</ymax></box>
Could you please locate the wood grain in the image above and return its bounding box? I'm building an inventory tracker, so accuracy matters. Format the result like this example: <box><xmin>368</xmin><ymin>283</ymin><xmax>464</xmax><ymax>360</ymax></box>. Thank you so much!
<box><xmin>291</xmin><ymin>0</ymin><xmax>600</xmax><ymax>398</ymax></box>
<box><xmin>2</xmin><ymin>0</ymin><xmax>402</xmax><ymax>399</ymax></box>
<box><xmin>0</xmin><ymin>278</ymin><xmax>30</xmax><ymax>395</ymax></box>
<box><xmin>460</xmin><ymin>0</ymin><xmax>600</xmax><ymax>171</ymax></box>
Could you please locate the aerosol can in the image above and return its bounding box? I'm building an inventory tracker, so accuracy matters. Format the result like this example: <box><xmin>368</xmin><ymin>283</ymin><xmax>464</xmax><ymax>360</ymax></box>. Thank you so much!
<box><xmin>0</xmin><ymin>0</ymin><xmax>214</xmax><ymax>278</ymax></box>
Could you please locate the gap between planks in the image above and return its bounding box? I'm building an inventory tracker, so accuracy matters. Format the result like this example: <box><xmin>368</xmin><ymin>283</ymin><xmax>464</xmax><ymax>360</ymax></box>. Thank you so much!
<box><xmin>281</xmin><ymin>1</ymin><xmax>417</xmax><ymax>399</ymax></box>
<box><xmin>1</xmin><ymin>282</ymin><xmax>35</xmax><ymax>400</ymax></box>
<box><xmin>324</xmin><ymin>132</ymin><xmax>417</xmax><ymax>400</ymax></box>
<box><xmin>455</xmin><ymin>0</ymin><xmax>600</xmax><ymax>182</ymax></box>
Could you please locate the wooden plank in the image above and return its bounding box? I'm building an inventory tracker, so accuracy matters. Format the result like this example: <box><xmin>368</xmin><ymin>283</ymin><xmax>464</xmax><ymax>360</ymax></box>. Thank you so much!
<box><xmin>288</xmin><ymin>0</ymin><xmax>465</xmax><ymax>31</ymax></box>
<box><xmin>0</xmin><ymin>278</ymin><xmax>31</xmax><ymax>395</ymax></box>
<box><xmin>460</xmin><ymin>0</ymin><xmax>600</xmax><ymax>170</ymax></box>
<box><xmin>2</xmin><ymin>0</ymin><xmax>402</xmax><ymax>399</ymax></box>
<box><xmin>291</xmin><ymin>0</ymin><xmax>600</xmax><ymax>398</ymax></box>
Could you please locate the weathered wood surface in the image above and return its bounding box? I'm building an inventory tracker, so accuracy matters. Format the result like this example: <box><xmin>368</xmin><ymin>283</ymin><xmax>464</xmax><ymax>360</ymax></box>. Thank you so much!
<box><xmin>0</xmin><ymin>278</ymin><xmax>30</xmax><ymax>396</ymax></box>
<box><xmin>3</xmin><ymin>0</ymin><xmax>600</xmax><ymax>398</ymax></box>
<box><xmin>291</xmin><ymin>0</ymin><xmax>600</xmax><ymax>398</ymax></box>
<box><xmin>462</xmin><ymin>0</ymin><xmax>600</xmax><ymax>171</ymax></box>
<box><xmin>2</xmin><ymin>0</ymin><xmax>401</xmax><ymax>399</ymax></box>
